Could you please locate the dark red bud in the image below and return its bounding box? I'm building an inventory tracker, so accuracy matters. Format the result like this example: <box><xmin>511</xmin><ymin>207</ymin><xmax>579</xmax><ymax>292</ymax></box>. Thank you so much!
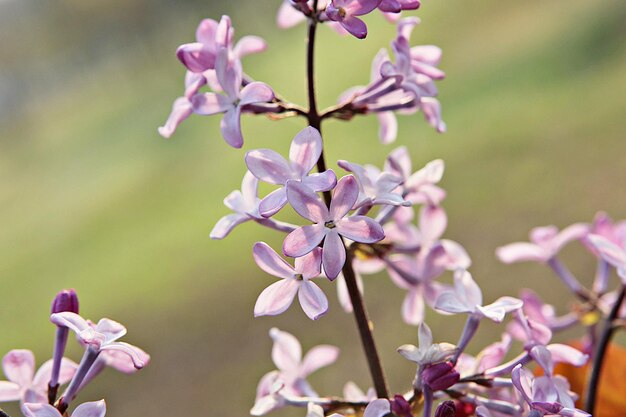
<box><xmin>51</xmin><ymin>289</ymin><xmax>79</xmax><ymax>314</ymax></box>
<box><xmin>434</xmin><ymin>401</ymin><xmax>456</xmax><ymax>417</ymax></box>
<box><xmin>422</xmin><ymin>361</ymin><xmax>460</xmax><ymax>391</ymax></box>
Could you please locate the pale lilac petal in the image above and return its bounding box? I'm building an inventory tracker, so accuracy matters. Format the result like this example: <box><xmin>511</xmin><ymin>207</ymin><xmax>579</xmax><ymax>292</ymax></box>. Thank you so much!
<box><xmin>454</xmin><ymin>269</ymin><xmax>483</xmax><ymax>308</ymax></box>
<box><xmin>158</xmin><ymin>97</ymin><xmax>193</xmax><ymax>138</ymax></box>
<box><xmin>363</xmin><ymin>399</ymin><xmax>391</xmax><ymax>417</ymax></box>
<box><xmin>254</xmin><ymin>280</ymin><xmax>300</xmax><ymax>317</ymax></box>
<box><xmin>289</xmin><ymin>127</ymin><xmax>323</xmax><ymax>176</ymax></box>
<box><xmin>349</xmin><ymin>0</ymin><xmax>381</xmax><ymax>15</ymax></box>
<box><xmin>283</xmin><ymin>225</ymin><xmax>326</xmax><ymax>258</ymax></box>
<box><xmin>195</xmin><ymin>18</ymin><xmax>218</xmax><ymax>45</ymax></box>
<box><xmin>176</xmin><ymin>43</ymin><xmax>216</xmax><ymax>73</ymax></box>
<box><xmin>475</xmin><ymin>406</ymin><xmax>493</xmax><ymax>417</ymax></box>
<box><xmin>476</xmin><ymin>335</ymin><xmax>511</xmax><ymax>372</ymax></box>
<box><xmin>402</xmin><ymin>287</ymin><xmax>425</xmax><ymax>325</ymax></box>
<box><xmin>588</xmin><ymin>234</ymin><xmax>626</xmax><ymax>269</ymax></box>
<box><xmin>269</xmin><ymin>328</ymin><xmax>302</xmax><ymax>372</ymax></box>
<box><xmin>221</xmin><ymin>107</ymin><xmax>244</xmax><ymax>148</ymax></box>
<box><xmin>0</xmin><ymin>381</ymin><xmax>21</xmax><ymax>401</ymax></box>
<box><xmin>300</xmin><ymin>345</ymin><xmax>339</xmax><ymax>378</ymax></box>
<box><xmin>277</xmin><ymin>1</ymin><xmax>307</xmax><ymax>29</ymax></box>
<box><xmin>298</xmin><ymin>281</ymin><xmax>329</xmax><ymax>320</ymax></box>
<box><xmin>32</xmin><ymin>358</ymin><xmax>77</xmax><ymax>390</ymax></box>
<box><xmin>440</xmin><ymin>239</ymin><xmax>472</xmax><ymax>269</ymax></box>
<box><xmin>215</xmin><ymin>49</ymin><xmax>242</xmax><ymax>101</ymax></box>
<box><xmin>50</xmin><ymin>312</ymin><xmax>90</xmax><ymax>336</ymax></box>
<box><xmin>102</xmin><ymin>346</ymin><xmax>150</xmax><ymax>374</ymax></box>
<box><xmin>329</xmin><ymin>176</ymin><xmax>360</xmax><ymax>220</ymax></box>
<box><xmin>242</xmin><ymin>171</ymin><xmax>260</xmax><ymax>206</ymax></box>
<box><xmin>511</xmin><ymin>365</ymin><xmax>533</xmax><ymax>405</ymax></box>
<box><xmin>234</xmin><ymin>36</ymin><xmax>268</xmax><ymax>57</ymax></box>
<box><xmin>240</xmin><ymin>82</ymin><xmax>275</xmax><ymax>106</ymax></box>
<box><xmin>496</xmin><ymin>243</ymin><xmax>547</xmax><ymax>263</ymax></box>
<box><xmin>477</xmin><ymin>297</ymin><xmax>523</xmax><ymax>322</ymax></box>
<box><xmin>377</xmin><ymin>112</ymin><xmax>397</xmax><ymax>144</ymax></box>
<box><xmin>306</xmin><ymin>403</ymin><xmax>324</xmax><ymax>417</ymax></box>
<box><xmin>191</xmin><ymin>93</ymin><xmax>232</xmax><ymax>115</ymax></box>
<box><xmin>295</xmin><ymin>247</ymin><xmax>323</xmax><ymax>279</ymax></box>
<box><xmin>184</xmin><ymin>71</ymin><xmax>206</xmax><ymax>98</ymax></box>
<box><xmin>340</xmin><ymin>16</ymin><xmax>368</xmax><ymax>39</ymax></box>
<box><xmin>210</xmin><ymin>213</ymin><xmax>249</xmax><ymax>239</ymax></box>
<box><xmin>411</xmin><ymin>61</ymin><xmax>445</xmax><ymax>80</ymax></box>
<box><xmin>2</xmin><ymin>349</ymin><xmax>34</xmax><ymax>387</ymax></box>
<box><xmin>323</xmin><ymin>230</ymin><xmax>346</xmax><ymax>279</ymax></box>
<box><xmin>286</xmin><ymin>180</ymin><xmax>329</xmax><ymax>223</ymax></box>
<box><xmin>553</xmin><ymin>223</ymin><xmax>590</xmax><ymax>252</ymax></box>
<box><xmin>95</xmin><ymin>318</ymin><xmax>127</xmax><ymax>344</ymax></box>
<box><xmin>418</xmin><ymin>322</ymin><xmax>433</xmax><ymax>348</ymax></box>
<box><xmin>546</xmin><ymin>344</ymin><xmax>588</xmax><ymax>367</ymax></box>
<box><xmin>72</xmin><ymin>400</ymin><xmax>106</xmax><ymax>417</ymax></box>
<box><xmin>411</xmin><ymin>45</ymin><xmax>442</xmax><ymax>65</ymax></box>
<box><xmin>21</xmin><ymin>403</ymin><xmax>62</xmax><ymax>417</ymax></box>
<box><xmin>99</xmin><ymin>342</ymin><xmax>146</xmax><ymax>369</ymax></box>
<box><xmin>259</xmin><ymin>188</ymin><xmax>288</xmax><ymax>218</ymax></box>
<box><xmin>420</xmin><ymin>205</ymin><xmax>447</xmax><ymax>244</ymax></box>
<box><xmin>246</xmin><ymin>149</ymin><xmax>292</xmax><ymax>185</ymax></box>
<box><xmin>302</xmin><ymin>170</ymin><xmax>338</xmax><ymax>192</ymax></box>
<box><xmin>434</xmin><ymin>292</ymin><xmax>469</xmax><ymax>314</ymax></box>
<box><xmin>336</xmin><ymin>216</ymin><xmax>384</xmax><ymax>243</ymax></box>
<box><xmin>421</xmin><ymin>97</ymin><xmax>446</xmax><ymax>133</ymax></box>
<box><xmin>253</xmin><ymin>242</ymin><xmax>295</xmax><ymax>279</ymax></box>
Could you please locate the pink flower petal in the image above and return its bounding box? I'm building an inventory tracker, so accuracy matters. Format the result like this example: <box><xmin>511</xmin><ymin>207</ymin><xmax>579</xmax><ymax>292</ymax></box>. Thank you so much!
<box><xmin>50</xmin><ymin>312</ymin><xmax>90</xmax><ymax>337</ymax></box>
<box><xmin>259</xmin><ymin>188</ymin><xmax>288</xmax><ymax>218</ymax></box>
<box><xmin>99</xmin><ymin>342</ymin><xmax>147</xmax><ymax>369</ymax></box>
<box><xmin>2</xmin><ymin>349</ymin><xmax>34</xmax><ymax>388</ymax></box>
<box><xmin>588</xmin><ymin>234</ymin><xmax>626</xmax><ymax>269</ymax></box>
<box><xmin>220</xmin><ymin>106</ymin><xmax>244</xmax><ymax>148</ymax></box>
<box><xmin>22</xmin><ymin>403</ymin><xmax>62</xmax><ymax>417</ymax></box>
<box><xmin>269</xmin><ymin>328</ymin><xmax>302</xmax><ymax>372</ymax></box>
<box><xmin>322</xmin><ymin>230</ymin><xmax>346</xmax><ymax>279</ymax></box>
<box><xmin>410</xmin><ymin>45</ymin><xmax>442</xmax><ymax>65</ymax></box>
<box><xmin>329</xmin><ymin>175</ymin><xmax>359</xmax><ymax>220</ymax></box>
<box><xmin>158</xmin><ymin>97</ymin><xmax>193</xmax><ymax>138</ymax></box>
<box><xmin>101</xmin><ymin>346</ymin><xmax>150</xmax><ymax>374</ymax></box>
<box><xmin>283</xmin><ymin>225</ymin><xmax>326</xmax><ymax>258</ymax></box>
<box><xmin>553</xmin><ymin>223</ymin><xmax>590</xmax><ymax>252</ymax></box>
<box><xmin>253</xmin><ymin>242</ymin><xmax>295</xmax><ymax>279</ymax></box>
<box><xmin>191</xmin><ymin>93</ymin><xmax>232</xmax><ymax>115</ymax></box>
<box><xmin>240</xmin><ymin>82</ymin><xmax>274</xmax><ymax>106</ymax></box>
<box><xmin>336</xmin><ymin>216</ymin><xmax>384</xmax><ymax>243</ymax></box>
<box><xmin>254</xmin><ymin>279</ymin><xmax>300</xmax><ymax>317</ymax></box>
<box><xmin>95</xmin><ymin>318</ymin><xmax>127</xmax><ymax>344</ymax></box>
<box><xmin>210</xmin><ymin>213</ymin><xmax>249</xmax><ymax>240</ymax></box>
<box><xmin>496</xmin><ymin>242</ymin><xmax>547</xmax><ymax>264</ymax></box>
<box><xmin>289</xmin><ymin>127</ymin><xmax>323</xmax><ymax>177</ymax></box>
<box><xmin>0</xmin><ymin>381</ymin><xmax>21</xmax><ymax>401</ymax></box>
<box><xmin>300</xmin><ymin>345</ymin><xmax>340</xmax><ymax>377</ymax></box>
<box><xmin>363</xmin><ymin>399</ymin><xmax>391</xmax><ymax>417</ymax></box>
<box><xmin>420</xmin><ymin>97</ymin><xmax>446</xmax><ymax>133</ymax></box>
<box><xmin>195</xmin><ymin>18</ymin><xmax>218</xmax><ymax>45</ymax></box>
<box><xmin>276</xmin><ymin>1</ymin><xmax>307</xmax><ymax>29</ymax></box>
<box><xmin>419</xmin><ymin>205</ymin><xmax>447</xmax><ymax>245</ymax></box>
<box><xmin>72</xmin><ymin>400</ymin><xmax>107</xmax><ymax>417</ymax></box>
<box><xmin>176</xmin><ymin>43</ymin><xmax>216</xmax><ymax>73</ymax></box>
<box><xmin>286</xmin><ymin>180</ymin><xmax>329</xmax><ymax>223</ymax></box>
<box><xmin>295</xmin><ymin>247</ymin><xmax>323</xmax><ymax>279</ymax></box>
<box><xmin>377</xmin><ymin>112</ymin><xmax>398</xmax><ymax>144</ymax></box>
<box><xmin>32</xmin><ymin>358</ymin><xmax>77</xmax><ymax>391</ymax></box>
<box><xmin>246</xmin><ymin>149</ymin><xmax>292</xmax><ymax>185</ymax></box>
<box><xmin>234</xmin><ymin>36</ymin><xmax>267</xmax><ymax>57</ymax></box>
<box><xmin>402</xmin><ymin>287</ymin><xmax>425</xmax><ymax>325</ymax></box>
<box><xmin>546</xmin><ymin>344</ymin><xmax>588</xmax><ymax>367</ymax></box>
<box><xmin>454</xmin><ymin>269</ymin><xmax>483</xmax><ymax>308</ymax></box>
<box><xmin>298</xmin><ymin>281</ymin><xmax>329</xmax><ymax>320</ymax></box>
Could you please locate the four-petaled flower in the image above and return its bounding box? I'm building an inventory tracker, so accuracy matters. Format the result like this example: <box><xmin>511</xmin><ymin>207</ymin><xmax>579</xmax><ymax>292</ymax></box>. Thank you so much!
<box><xmin>211</xmin><ymin>171</ymin><xmax>262</xmax><ymax>240</ymax></box>
<box><xmin>325</xmin><ymin>0</ymin><xmax>381</xmax><ymax>39</ymax></box>
<box><xmin>253</xmin><ymin>242</ymin><xmax>328</xmax><ymax>320</ymax></box>
<box><xmin>192</xmin><ymin>49</ymin><xmax>274</xmax><ymax>148</ymax></box>
<box><xmin>337</xmin><ymin>159</ymin><xmax>409</xmax><ymax>208</ymax></box>
<box><xmin>0</xmin><ymin>350</ymin><xmax>77</xmax><ymax>404</ymax></box>
<box><xmin>22</xmin><ymin>400</ymin><xmax>106</xmax><ymax>417</ymax></box>
<box><xmin>246</xmin><ymin>127</ymin><xmax>337</xmax><ymax>217</ymax></box>
<box><xmin>283</xmin><ymin>175</ymin><xmax>385</xmax><ymax>279</ymax></box>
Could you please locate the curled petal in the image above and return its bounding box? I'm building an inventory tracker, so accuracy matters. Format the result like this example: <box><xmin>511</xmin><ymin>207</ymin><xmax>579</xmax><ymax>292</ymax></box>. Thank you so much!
<box><xmin>210</xmin><ymin>213</ymin><xmax>249</xmax><ymax>240</ymax></box>
<box><xmin>95</xmin><ymin>318</ymin><xmax>127</xmax><ymax>344</ymax></box>
<box><xmin>259</xmin><ymin>188</ymin><xmax>288</xmax><ymax>218</ymax></box>
<box><xmin>176</xmin><ymin>43</ymin><xmax>216</xmax><ymax>73</ymax></box>
<box><xmin>158</xmin><ymin>97</ymin><xmax>193</xmax><ymax>138</ymax></box>
<box><xmin>298</xmin><ymin>281</ymin><xmax>329</xmax><ymax>320</ymax></box>
<box><xmin>101</xmin><ymin>347</ymin><xmax>150</xmax><ymax>374</ymax></box>
<box><xmin>99</xmin><ymin>342</ymin><xmax>147</xmax><ymax>369</ymax></box>
<box><xmin>253</xmin><ymin>242</ymin><xmax>295</xmax><ymax>279</ymax></box>
<box><xmin>421</xmin><ymin>97</ymin><xmax>446</xmax><ymax>133</ymax></box>
<box><xmin>254</xmin><ymin>279</ymin><xmax>300</xmax><ymax>317</ymax></box>
<box><xmin>50</xmin><ymin>312</ymin><xmax>90</xmax><ymax>337</ymax></box>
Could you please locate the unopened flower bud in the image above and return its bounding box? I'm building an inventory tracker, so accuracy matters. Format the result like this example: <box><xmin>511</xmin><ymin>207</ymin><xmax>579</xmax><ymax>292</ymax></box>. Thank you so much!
<box><xmin>51</xmin><ymin>289</ymin><xmax>79</xmax><ymax>314</ymax></box>
<box><xmin>422</xmin><ymin>361</ymin><xmax>460</xmax><ymax>391</ymax></box>
<box><xmin>434</xmin><ymin>401</ymin><xmax>456</xmax><ymax>417</ymax></box>
<box><xmin>391</xmin><ymin>395</ymin><xmax>412</xmax><ymax>417</ymax></box>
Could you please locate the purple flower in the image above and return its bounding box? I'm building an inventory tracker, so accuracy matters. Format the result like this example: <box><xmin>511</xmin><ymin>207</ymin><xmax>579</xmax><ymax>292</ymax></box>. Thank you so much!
<box><xmin>511</xmin><ymin>365</ymin><xmax>590</xmax><ymax>417</ymax></box>
<box><xmin>253</xmin><ymin>242</ymin><xmax>328</xmax><ymax>320</ymax></box>
<box><xmin>211</xmin><ymin>171</ymin><xmax>262</xmax><ymax>240</ymax></box>
<box><xmin>246</xmin><ymin>127</ymin><xmax>337</xmax><ymax>217</ymax></box>
<box><xmin>496</xmin><ymin>224</ymin><xmax>590</xmax><ymax>264</ymax></box>
<box><xmin>176</xmin><ymin>16</ymin><xmax>232</xmax><ymax>73</ymax></box>
<box><xmin>252</xmin><ymin>328</ymin><xmax>339</xmax><ymax>415</ymax></box>
<box><xmin>158</xmin><ymin>97</ymin><xmax>194</xmax><ymax>139</ymax></box>
<box><xmin>384</xmin><ymin>147</ymin><xmax>446</xmax><ymax>205</ymax></box>
<box><xmin>397</xmin><ymin>323</ymin><xmax>456</xmax><ymax>367</ymax></box>
<box><xmin>325</xmin><ymin>0</ymin><xmax>382</xmax><ymax>39</ymax></box>
<box><xmin>588</xmin><ymin>233</ymin><xmax>626</xmax><ymax>281</ymax></box>
<box><xmin>378</xmin><ymin>0</ymin><xmax>420</xmax><ymax>14</ymax></box>
<box><xmin>192</xmin><ymin>49</ymin><xmax>274</xmax><ymax>148</ymax></box>
<box><xmin>422</xmin><ymin>361</ymin><xmax>459</xmax><ymax>391</ymax></box>
<box><xmin>50</xmin><ymin>313</ymin><xmax>147</xmax><ymax>370</ymax></box>
<box><xmin>283</xmin><ymin>175</ymin><xmax>385</xmax><ymax>279</ymax></box>
<box><xmin>22</xmin><ymin>400</ymin><xmax>106</xmax><ymax>417</ymax></box>
<box><xmin>337</xmin><ymin>159</ymin><xmax>409</xmax><ymax>208</ymax></box>
<box><xmin>0</xmin><ymin>350</ymin><xmax>77</xmax><ymax>404</ymax></box>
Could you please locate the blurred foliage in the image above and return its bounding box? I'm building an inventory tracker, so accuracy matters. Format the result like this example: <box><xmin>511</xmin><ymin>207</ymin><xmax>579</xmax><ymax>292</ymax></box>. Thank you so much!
<box><xmin>0</xmin><ymin>1</ymin><xmax>625</xmax><ymax>417</ymax></box>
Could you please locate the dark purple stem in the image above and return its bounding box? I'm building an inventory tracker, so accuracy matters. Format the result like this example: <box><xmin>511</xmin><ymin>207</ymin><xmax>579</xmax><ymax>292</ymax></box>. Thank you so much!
<box><xmin>584</xmin><ymin>285</ymin><xmax>625</xmax><ymax>414</ymax></box>
<box><xmin>305</xmin><ymin>4</ymin><xmax>389</xmax><ymax>399</ymax></box>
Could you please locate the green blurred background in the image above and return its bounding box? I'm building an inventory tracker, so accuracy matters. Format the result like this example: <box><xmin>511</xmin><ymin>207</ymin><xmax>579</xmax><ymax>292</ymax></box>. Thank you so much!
<box><xmin>1</xmin><ymin>0</ymin><xmax>625</xmax><ymax>416</ymax></box>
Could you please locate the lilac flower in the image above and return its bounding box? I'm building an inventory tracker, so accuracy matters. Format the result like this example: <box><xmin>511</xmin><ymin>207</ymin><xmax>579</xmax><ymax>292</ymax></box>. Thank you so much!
<box><xmin>192</xmin><ymin>49</ymin><xmax>274</xmax><ymax>148</ymax></box>
<box><xmin>50</xmin><ymin>313</ymin><xmax>147</xmax><ymax>370</ymax></box>
<box><xmin>325</xmin><ymin>0</ymin><xmax>381</xmax><ymax>39</ymax></box>
<box><xmin>496</xmin><ymin>224</ymin><xmax>589</xmax><ymax>264</ymax></box>
<box><xmin>455</xmin><ymin>334</ymin><xmax>512</xmax><ymax>376</ymax></box>
<box><xmin>378</xmin><ymin>0</ymin><xmax>420</xmax><ymax>14</ymax></box>
<box><xmin>211</xmin><ymin>171</ymin><xmax>262</xmax><ymax>239</ymax></box>
<box><xmin>283</xmin><ymin>175</ymin><xmax>385</xmax><ymax>279</ymax></box>
<box><xmin>252</xmin><ymin>328</ymin><xmax>339</xmax><ymax>415</ymax></box>
<box><xmin>22</xmin><ymin>400</ymin><xmax>106</xmax><ymax>417</ymax></box>
<box><xmin>511</xmin><ymin>365</ymin><xmax>590</xmax><ymax>417</ymax></box>
<box><xmin>397</xmin><ymin>323</ymin><xmax>456</xmax><ymax>368</ymax></box>
<box><xmin>588</xmin><ymin>233</ymin><xmax>626</xmax><ymax>281</ymax></box>
<box><xmin>435</xmin><ymin>270</ymin><xmax>523</xmax><ymax>322</ymax></box>
<box><xmin>337</xmin><ymin>159</ymin><xmax>409</xmax><ymax>208</ymax></box>
<box><xmin>158</xmin><ymin>97</ymin><xmax>194</xmax><ymax>139</ymax></box>
<box><xmin>253</xmin><ymin>242</ymin><xmax>328</xmax><ymax>320</ymax></box>
<box><xmin>0</xmin><ymin>350</ymin><xmax>77</xmax><ymax>404</ymax></box>
<box><xmin>246</xmin><ymin>127</ymin><xmax>337</xmax><ymax>217</ymax></box>
<box><xmin>176</xmin><ymin>16</ymin><xmax>231</xmax><ymax>73</ymax></box>
<box><xmin>49</xmin><ymin>289</ymin><xmax>79</xmax><ymax>403</ymax></box>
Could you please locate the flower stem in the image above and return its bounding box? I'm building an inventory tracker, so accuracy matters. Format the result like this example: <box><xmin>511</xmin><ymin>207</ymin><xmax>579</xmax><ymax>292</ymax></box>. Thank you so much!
<box><xmin>584</xmin><ymin>284</ymin><xmax>625</xmax><ymax>413</ymax></box>
<box><xmin>305</xmin><ymin>7</ymin><xmax>389</xmax><ymax>398</ymax></box>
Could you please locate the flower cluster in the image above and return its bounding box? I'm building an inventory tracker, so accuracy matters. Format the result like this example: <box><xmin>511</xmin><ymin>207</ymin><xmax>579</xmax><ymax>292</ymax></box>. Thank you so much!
<box><xmin>0</xmin><ymin>290</ymin><xmax>149</xmax><ymax>417</ymax></box>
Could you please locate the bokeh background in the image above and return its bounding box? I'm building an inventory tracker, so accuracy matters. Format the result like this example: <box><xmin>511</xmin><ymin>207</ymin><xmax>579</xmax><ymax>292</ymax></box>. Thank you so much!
<box><xmin>1</xmin><ymin>0</ymin><xmax>625</xmax><ymax>416</ymax></box>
